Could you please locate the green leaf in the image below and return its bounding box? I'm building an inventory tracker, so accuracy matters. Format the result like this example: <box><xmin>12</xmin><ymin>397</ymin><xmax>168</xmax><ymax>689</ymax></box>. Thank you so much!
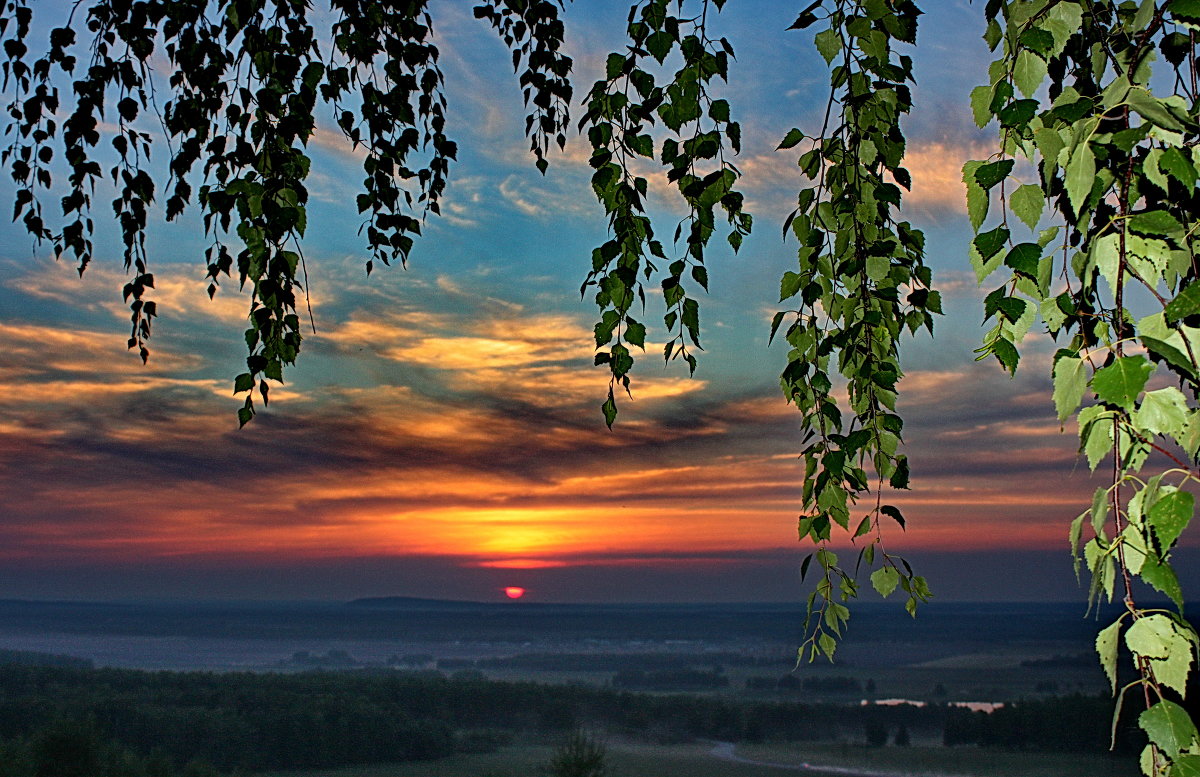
<box><xmin>962</xmin><ymin>160</ymin><xmax>988</xmax><ymax>231</ymax></box>
<box><xmin>1133</xmin><ymin>0</ymin><xmax>1157</xmax><ymax>29</ymax></box>
<box><xmin>870</xmin><ymin>566</ymin><xmax>900</xmax><ymax>598</ymax></box>
<box><xmin>1129</xmin><ymin>210</ymin><xmax>1184</xmax><ymax>237</ymax></box>
<box><xmin>974</xmin><ymin>159</ymin><xmax>1014</xmax><ymax>190</ymax></box>
<box><xmin>1004</xmin><ymin>242</ymin><xmax>1041</xmax><ymax>277</ymax></box>
<box><xmin>234</xmin><ymin>373</ymin><xmax>254</xmax><ymax>394</ymax></box>
<box><xmin>301</xmin><ymin>61</ymin><xmax>324</xmax><ymax>91</ymax></box>
<box><xmin>1069</xmin><ymin>511</ymin><xmax>1086</xmax><ymax>577</ymax></box>
<box><xmin>1128</xmin><ymin>87</ymin><xmax>1185</xmax><ymax>131</ymax></box>
<box><xmin>1091</xmin><ymin>355</ymin><xmax>1154</xmax><ymax>410</ymax></box>
<box><xmin>1045</xmin><ymin>3</ymin><xmax>1083</xmax><ymax>55</ymax></box>
<box><xmin>1089</xmin><ymin>234</ymin><xmax>1123</xmax><ymax>298</ymax></box>
<box><xmin>998</xmin><ymin>98</ymin><xmax>1036</xmax><ymax>128</ymax></box>
<box><xmin>629</xmin><ymin>133</ymin><xmax>654</xmax><ymax>158</ymax></box>
<box><xmin>780</xmin><ymin>271</ymin><xmax>803</xmax><ymax>301</ymax></box>
<box><xmin>974</xmin><ymin>226</ymin><xmax>1009</xmax><ymax>261</ymax></box>
<box><xmin>788</xmin><ymin>4</ymin><xmax>821</xmax><ymax>30</ymax></box>
<box><xmin>768</xmin><ymin>311</ymin><xmax>787</xmax><ymax>344</ymax></box>
<box><xmin>818</xmin><ymin>631</ymin><xmax>836</xmax><ymax>660</ymax></box>
<box><xmin>1019</xmin><ymin>26</ymin><xmax>1054</xmax><ymax>57</ymax></box>
<box><xmin>814</xmin><ymin>28</ymin><xmax>841</xmax><ymax>64</ymax></box>
<box><xmin>1053</xmin><ymin>355</ymin><xmax>1088</xmax><ymax>421</ymax></box>
<box><xmin>1091</xmin><ymin>487</ymin><xmax>1110</xmax><ymax>540</ymax></box>
<box><xmin>970</xmin><ymin>238</ymin><xmax>1004</xmax><ymax>282</ymax></box>
<box><xmin>970</xmin><ymin>85</ymin><xmax>993</xmax><ymax>128</ymax></box>
<box><xmin>1126</xmin><ymin>614</ymin><xmax>1182</xmax><ymax>660</ymax></box>
<box><xmin>625</xmin><ymin>320</ymin><xmax>647</xmax><ymax>349</ymax></box>
<box><xmin>1065</xmin><ymin>144</ymin><xmax>1096</xmax><ymax>216</ymax></box>
<box><xmin>1079</xmin><ymin>405</ymin><xmax>1115</xmax><ymax>470</ymax></box>
<box><xmin>1128</xmin><ymin>616</ymin><xmax>1195</xmax><ymax>696</ymax></box>
<box><xmin>1042</xmin><ymin>295</ymin><xmax>1068</xmax><ymax>333</ymax></box>
<box><xmin>988</xmin><ymin>294</ymin><xmax>1026</xmax><ymax>323</ymax></box>
<box><xmin>1013</xmin><ymin>50</ymin><xmax>1047</xmax><ymax>98</ymax></box>
<box><xmin>601</xmin><ymin>391</ymin><xmax>618</xmax><ymax>429</ymax></box>
<box><xmin>1142</xmin><ymin>336</ymin><xmax>1197</xmax><ymax>378</ymax></box>
<box><xmin>1135</xmin><ymin>387</ymin><xmax>1189</xmax><ymax>437</ymax></box>
<box><xmin>1183</xmin><ymin>410</ymin><xmax>1200</xmax><ymax>458</ymax></box>
<box><xmin>1160</xmin><ymin>146</ymin><xmax>1197</xmax><ymax>187</ymax></box>
<box><xmin>1149</xmin><ymin>489</ymin><xmax>1194</xmax><ymax>551</ymax></box>
<box><xmin>646</xmin><ymin>30</ymin><xmax>673</xmax><ymax>63</ymax></box>
<box><xmin>1165</xmin><ymin>282</ymin><xmax>1200</xmax><ymax>324</ymax></box>
<box><xmin>1146</xmin><ymin>148</ymin><xmax>1172</xmax><ymax>191</ymax></box>
<box><xmin>1119</xmin><ymin>524</ymin><xmax>1148</xmax><ymax>576</ymax></box>
<box><xmin>983</xmin><ymin>19</ymin><xmax>1002</xmax><ymax>50</ymax></box>
<box><xmin>595</xmin><ymin>310</ymin><xmax>620</xmax><ymax>346</ymax></box>
<box><xmin>1174</xmin><ymin>0</ymin><xmax>1200</xmax><ymax>24</ymax></box>
<box><xmin>990</xmin><ymin>337</ymin><xmax>1020</xmax><ymax>374</ymax></box>
<box><xmin>1096</xmin><ymin>619</ymin><xmax>1120</xmax><ymax>693</ymax></box>
<box><xmin>1171</xmin><ymin>754</ymin><xmax>1200</xmax><ymax>777</ymax></box>
<box><xmin>866</xmin><ymin>254</ymin><xmax>890</xmax><ymax>281</ymax></box>
<box><xmin>880</xmin><ymin>504</ymin><xmax>905</xmax><ymax>528</ymax></box>
<box><xmin>1141</xmin><ymin>556</ymin><xmax>1185</xmax><ymax>609</ymax></box>
<box><xmin>889</xmin><ymin>455</ymin><xmax>910</xmax><ymax>489</ymax></box>
<box><xmin>1009</xmin><ymin>184</ymin><xmax>1044</xmax><ymax>231</ymax></box>
<box><xmin>605</xmin><ymin>52</ymin><xmax>625</xmax><ymax>80</ymax></box>
<box><xmin>778</xmin><ymin>128</ymin><xmax>805</xmax><ymax>150</ymax></box>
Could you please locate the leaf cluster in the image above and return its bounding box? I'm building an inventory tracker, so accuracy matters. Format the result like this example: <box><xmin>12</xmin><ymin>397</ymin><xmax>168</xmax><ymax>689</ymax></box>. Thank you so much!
<box><xmin>474</xmin><ymin>0</ymin><xmax>573</xmax><ymax>175</ymax></box>
<box><xmin>966</xmin><ymin>1</ymin><xmax>1200</xmax><ymax>773</ymax></box>
<box><xmin>780</xmin><ymin>0</ymin><xmax>935</xmax><ymax>661</ymax></box>
<box><xmin>579</xmin><ymin>0</ymin><xmax>750</xmax><ymax>427</ymax></box>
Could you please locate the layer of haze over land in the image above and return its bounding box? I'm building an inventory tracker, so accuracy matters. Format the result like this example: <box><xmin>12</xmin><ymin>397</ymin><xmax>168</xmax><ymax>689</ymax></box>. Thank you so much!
<box><xmin>0</xmin><ymin>0</ymin><xmax>1162</xmax><ymax>602</ymax></box>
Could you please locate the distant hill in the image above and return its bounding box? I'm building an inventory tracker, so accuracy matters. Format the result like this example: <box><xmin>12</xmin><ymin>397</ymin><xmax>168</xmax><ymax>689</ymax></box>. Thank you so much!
<box><xmin>0</xmin><ymin>648</ymin><xmax>92</xmax><ymax>669</ymax></box>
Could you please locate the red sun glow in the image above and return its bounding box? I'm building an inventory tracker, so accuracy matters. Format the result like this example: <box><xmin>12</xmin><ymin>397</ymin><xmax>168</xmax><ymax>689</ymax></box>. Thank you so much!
<box><xmin>504</xmin><ymin>586</ymin><xmax>526</xmax><ymax>600</ymax></box>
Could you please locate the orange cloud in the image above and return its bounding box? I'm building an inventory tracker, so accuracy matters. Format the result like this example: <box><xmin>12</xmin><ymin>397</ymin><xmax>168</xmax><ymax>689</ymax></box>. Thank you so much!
<box><xmin>319</xmin><ymin>304</ymin><xmax>708</xmax><ymax>406</ymax></box>
<box><xmin>0</xmin><ymin>323</ymin><xmax>207</xmax><ymax>377</ymax></box>
<box><xmin>901</xmin><ymin>140</ymin><xmax>992</xmax><ymax>216</ymax></box>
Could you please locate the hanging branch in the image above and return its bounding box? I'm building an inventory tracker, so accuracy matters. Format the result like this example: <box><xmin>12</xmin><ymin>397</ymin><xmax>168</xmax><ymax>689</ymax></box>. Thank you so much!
<box><xmin>579</xmin><ymin>0</ymin><xmax>750</xmax><ymax>427</ymax></box>
<box><xmin>779</xmin><ymin>0</ymin><xmax>936</xmax><ymax>660</ymax></box>
<box><xmin>966</xmin><ymin>2</ymin><xmax>1200</xmax><ymax>773</ymax></box>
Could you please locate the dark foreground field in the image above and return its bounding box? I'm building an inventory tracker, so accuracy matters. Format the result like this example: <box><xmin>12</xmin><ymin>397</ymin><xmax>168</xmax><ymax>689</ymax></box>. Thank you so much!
<box><xmin>260</xmin><ymin>739</ymin><xmax>1134</xmax><ymax>777</ymax></box>
<box><xmin>0</xmin><ymin>599</ymin><xmax>1154</xmax><ymax>776</ymax></box>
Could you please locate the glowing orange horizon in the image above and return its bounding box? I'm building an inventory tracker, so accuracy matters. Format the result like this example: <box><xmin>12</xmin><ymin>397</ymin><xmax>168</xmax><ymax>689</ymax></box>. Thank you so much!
<box><xmin>0</xmin><ymin>493</ymin><xmax>1089</xmax><ymax>562</ymax></box>
<box><xmin>475</xmin><ymin>559</ymin><xmax>569</xmax><ymax>569</ymax></box>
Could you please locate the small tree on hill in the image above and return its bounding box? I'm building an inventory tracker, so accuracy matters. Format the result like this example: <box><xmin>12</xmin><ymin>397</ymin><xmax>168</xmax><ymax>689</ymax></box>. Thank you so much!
<box><xmin>545</xmin><ymin>730</ymin><xmax>607</xmax><ymax>777</ymax></box>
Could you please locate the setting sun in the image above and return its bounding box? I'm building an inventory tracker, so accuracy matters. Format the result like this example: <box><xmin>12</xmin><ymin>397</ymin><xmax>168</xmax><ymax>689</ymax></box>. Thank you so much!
<box><xmin>504</xmin><ymin>586</ymin><xmax>526</xmax><ymax>600</ymax></box>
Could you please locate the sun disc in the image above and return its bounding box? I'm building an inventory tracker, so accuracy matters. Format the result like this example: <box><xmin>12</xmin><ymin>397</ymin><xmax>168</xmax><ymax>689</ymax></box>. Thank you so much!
<box><xmin>504</xmin><ymin>586</ymin><xmax>526</xmax><ymax>599</ymax></box>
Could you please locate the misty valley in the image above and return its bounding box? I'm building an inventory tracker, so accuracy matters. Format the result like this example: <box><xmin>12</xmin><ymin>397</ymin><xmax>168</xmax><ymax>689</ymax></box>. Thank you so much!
<box><xmin>0</xmin><ymin>598</ymin><xmax>1154</xmax><ymax>777</ymax></box>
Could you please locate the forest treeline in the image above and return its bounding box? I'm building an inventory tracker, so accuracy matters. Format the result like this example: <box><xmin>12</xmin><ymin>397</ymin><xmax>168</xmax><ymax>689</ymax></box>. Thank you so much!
<box><xmin>0</xmin><ymin>661</ymin><xmax>1150</xmax><ymax>776</ymax></box>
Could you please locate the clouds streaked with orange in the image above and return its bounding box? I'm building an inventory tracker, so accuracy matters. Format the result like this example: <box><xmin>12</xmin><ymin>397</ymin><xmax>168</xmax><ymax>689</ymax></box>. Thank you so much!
<box><xmin>318</xmin><ymin>301</ymin><xmax>709</xmax><ymax>405</ymax></box>
<box><xmin>0</xmin><ymin>216</ymin><xmax>1102</xmax><ymax>602</ymax></box>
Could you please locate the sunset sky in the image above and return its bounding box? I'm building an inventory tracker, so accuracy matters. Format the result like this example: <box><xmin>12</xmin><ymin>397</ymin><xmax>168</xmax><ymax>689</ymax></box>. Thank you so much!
<box><xmin>0</xmin><ymin>0</ymin><xmax>1153</xmax><ymax>603</ymax></box>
